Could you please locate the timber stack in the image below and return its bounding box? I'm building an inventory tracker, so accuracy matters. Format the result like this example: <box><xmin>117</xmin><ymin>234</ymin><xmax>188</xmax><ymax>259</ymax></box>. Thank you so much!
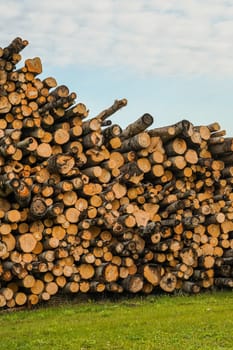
<box><xmin>0</xmin><ymin>37</ymin><xmax>232</xmax><ymax>309</ymax></box>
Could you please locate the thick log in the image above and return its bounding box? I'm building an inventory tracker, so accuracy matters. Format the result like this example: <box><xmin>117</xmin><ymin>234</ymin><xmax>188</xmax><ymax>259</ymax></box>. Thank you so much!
<box><xmin>141</xmin><ymin>264</ymin><xmax>162</xmax><ymax>286</ymax></box>
<box><xmin>165</xmin><ymin>138</ymin><xmax>187</xmax><ymax>156</ymax></box>
<box><xmin>159</xmin><ymin>272</ymin><xmax>177</xmax><ymax>292</ymax></box>
<box><xmin>18</xmin><ymin>234</ymin><xmax>37</xmax><ymax>253</ymax></box>
<box><xmin>25</xmin><ymin>57</ymin><xmax>42</xmax><ymax>75</ymax></box>
<box><xmin>96</xmin><ymin>263</ymin><xmax>119</xmax><ymax>283</ymax></box>
<box><xmin>78</xmin><ymin>264</ymin><xmax>95</xmax><ymax>280</ymax></box>
<box><xmin>119</xmin><ymin>132</ymin><xmax>151</xmax><ymax>152</ymax></box>
<box><xmin>120</xmin><ymin>113</ymin><xmax>153</xmax><ymax>139</ymax></box>
<box><xmin>47</xmin><ymin>154</ymin><xmax>75</xmax><ymax>175</ymax></box>
<box><xmin>209</xmin><ymin>138</ymin><xmax>233</xmax><ymax>155</ymax></box>
<box><xmin>148</xmin><ymin>119</ymin><xmax>193</xmax><ymax>142</ymax></box>
<box><xmin>122</xmin><ymin>274</ymin><xmax>144</xmax><ymax>293</ymax></box>
<box><xmin>82</xmin><ymin>131</ymin><xmax>103</xmax><ymax>149</ymax></box>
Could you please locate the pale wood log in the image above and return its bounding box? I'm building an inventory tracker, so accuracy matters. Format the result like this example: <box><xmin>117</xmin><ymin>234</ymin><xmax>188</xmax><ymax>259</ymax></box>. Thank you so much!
<box><xmin>42</xmin><ymin>76</ymin><xmax>57</xmax><ymax>89</ymax></box>
<box><xmin>0</xmin><ymin>69</ymin><xmax>7</xmax><ymax>84</ymax></box>
<box><xmin>194</xmin><ymin>125</ymin><xmax>211</xmax><ymax>140</ymax></box>
<box><xmin>136</xmin><ymin>157</ymin><xmax>151</xmax><ymax>173</ymax></box>
<box><xmin>63</xmin><ymin>282</ymin><xmax>79</xmax><ymax>293</ymax></box>
<box><xmin>82</xmin><ymin>118</ymin><xmax>101</xmax><ymax>135</ymax></box>
<box><xmin>96</xmin><ymin>263</ymin><xmax>119</xmax><ymax>283</ymax></box>
<box><xmin>31</xmin><ymin>279</ymin><xmax>44</xmax><ymax>295</ymax></box>
<box><xmin>27</xmin><ymin>294</ymin><xmax>39</xmax><ymax>306</ymax></box>
<box><xmin>199</xmin><ymin>255</ymin><xmax>215</xmax><ymax>269</ymax></box>
<box><xmin>8</xmin><ymin>91</ymin><xmax>22</xmax><ymax>105</ymax></box>
<box><xmin>82</xmin><ymin>183</ymin><xmax>102</xmax><ymax>196</ymax></box>
<box><xmin>118</xmin><ymin>132</ymin><xmax>150</xmax><ymax>152</ymax></box>
<box><xmin>0</xmin><ymin>287</ymin><xmax>14</xmax><ymax>301</ymax></box>
<box><xmin>78</xmin><ymin>264</ymin><xmax>95</xmax><ymax>280</ymax></box>
<box><xmin>165</xmin><ymin>138</ymin><xmax>187</xmax><ymax>156</ymax></box>
<box><xmin>79</xmin><ymin>281</ymin><xmax>90</xmax><ymax>293</ymax></box>
<box><xmin>54</xmin><ymin>128</ymin><xmax>70</xmax><ymax>145</ymax></box>
<box><xmin>206</xmin><ymin>212</ymin><xmax>226</xmax><ymax>224</ymax></box>
<box><xmin>168</xmin><ymin>155</ymin><xmax>187</xmax><ymax>170</ymax></box>
<box><xmin>81</xmin><ymin>166</ymin><xmax>102</xmax><ymax>179</ymax></box>
<box><xmin>121</xmin><ymin>274</ymin><xmax>143</xmax><ymax>293</ymax></box>
<box><xmin>45</xmin><ymin>281</ymin><xmax>59</xmax><ymax>296</ymax></box>
<box><xmin>107</xmin><ymin>136</ymin><xmax>122</xmax><ymax>149</ymax></box>
<box><xmin>20</xmin><ymin>275</ymin><xmax>35</xmax><ymax>288</ymax></box>
<box><xmin>98</xmin><ymin>168</ymin><xmax>111</xmax><ymax>184</ymax></box>
<box><xmin>0</xmin><ymin>96</ymin><xmax>12</xmax><ymax>113</ymax></box>
<box><xmin>49</xmin><ymin>84</ymin><xmax>69</xmax><ymax>99</ymax></box>
<box><xmin>15</xmin><ymin>292</ymin><xmax>27</xmax><ymax>306</ymax></box>
<box><xmin>18</xmin><ymin>234</ymin><xmax>37</xmax><ymax>253</ymax></box>
<box><xmin>148</xmin><ymin>150</ymin><xmax>165</xmax><ymax>164</ymax></box>
<box><xmin>25</xmin><ymin>57</ymin><xmax>42</xmax><ymax>74</ymax></box>
<box><xmin>141</xmin><ymin>264</ymin><xmax>161</xmax><ymax>286</ymax></box>
<box><xmin>25</xmin><ymin>85</ymin><xmax>39</xmax><ymax>100</ymax></box>
<box><xmin>5</xmin><ymin>209</ymin><xmax>21</xmax><ymax>223</ymax></box>
<box><xmin>90</xmin><ymin>281</ymin><xmax>106</xmax><ymax>293</ymax></box>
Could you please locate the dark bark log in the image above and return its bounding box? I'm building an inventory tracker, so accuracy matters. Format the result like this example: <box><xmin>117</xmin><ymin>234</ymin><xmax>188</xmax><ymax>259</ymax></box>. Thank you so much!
<box><xmin>47</xmin><ymin>154</ymin><xmax>75</xmax><ymax>175</ymax></box>
<box><xmin>148</xmin><ymin>119</ymin><xmax>193</xmax><ymax>142</ymax></box>
<box><xmin>95</xmin><ymin>98</ymin><xmax>127</xmax><ymax>121</ymax></box>
<box><xmin>3</xmin><ymin>37</ymin><xmax>28</xmax><ymax>60</ymax></box>
<box><xmin>120</xmin><ymin>113</ymin><xmax>153</xmax><ymax>139</ymax></box>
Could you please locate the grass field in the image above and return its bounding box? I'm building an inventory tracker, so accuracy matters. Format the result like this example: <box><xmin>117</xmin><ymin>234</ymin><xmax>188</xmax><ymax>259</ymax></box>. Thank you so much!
<box><xmin>0</xmin><ymin>291</ymin><xmax>232</xmax><ymax>350</ymax></box>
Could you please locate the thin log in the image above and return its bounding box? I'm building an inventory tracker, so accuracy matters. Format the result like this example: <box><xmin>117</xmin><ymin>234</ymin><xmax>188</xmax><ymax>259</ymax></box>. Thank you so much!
<box><xmin>95</xmin><ymin>98</ymin><xmax>127</xmax><ymax>121</ymax></box>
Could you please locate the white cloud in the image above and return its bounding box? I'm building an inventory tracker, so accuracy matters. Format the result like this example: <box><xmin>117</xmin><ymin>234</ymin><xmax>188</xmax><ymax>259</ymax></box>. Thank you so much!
<box><xmin>1</xmin><ymin>0</ymin><xmax>233</xmax><ymax>76</ymax></box>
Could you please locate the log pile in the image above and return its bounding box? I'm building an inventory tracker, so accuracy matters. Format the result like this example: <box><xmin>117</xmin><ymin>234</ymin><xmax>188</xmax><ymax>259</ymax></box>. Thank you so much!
<box><xmin>0</xmin><ymin>37</ymin><xmax>232</xmax><ymax>309</ymax></box>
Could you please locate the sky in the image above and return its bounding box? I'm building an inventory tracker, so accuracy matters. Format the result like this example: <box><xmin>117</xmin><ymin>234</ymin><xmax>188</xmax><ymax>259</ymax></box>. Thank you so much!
<box><xmin>1</xmin><ymin>0</ymin><xmax>233</xmax><ymax>135</ymax></box>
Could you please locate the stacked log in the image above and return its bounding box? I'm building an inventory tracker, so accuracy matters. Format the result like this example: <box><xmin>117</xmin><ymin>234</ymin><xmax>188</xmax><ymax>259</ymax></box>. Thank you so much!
<box><xmin>0</xmin><ymin>37</ymin><xmax>232</xmax><ymax>309</ymax></box>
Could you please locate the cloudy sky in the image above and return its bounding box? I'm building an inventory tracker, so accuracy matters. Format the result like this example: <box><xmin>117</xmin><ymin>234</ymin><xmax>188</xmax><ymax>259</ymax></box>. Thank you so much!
<box><xmin>1</xmin><ymin>0</ymin><xmax>233</xmax><ymax>134</ymax></box>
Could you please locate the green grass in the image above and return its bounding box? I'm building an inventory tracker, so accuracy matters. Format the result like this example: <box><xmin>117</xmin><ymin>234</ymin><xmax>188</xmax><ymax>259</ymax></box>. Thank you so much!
<box><xmin>0</xmin><ymin>291</ymin><xmax>233</xmax><ymax>350</ymax></box>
